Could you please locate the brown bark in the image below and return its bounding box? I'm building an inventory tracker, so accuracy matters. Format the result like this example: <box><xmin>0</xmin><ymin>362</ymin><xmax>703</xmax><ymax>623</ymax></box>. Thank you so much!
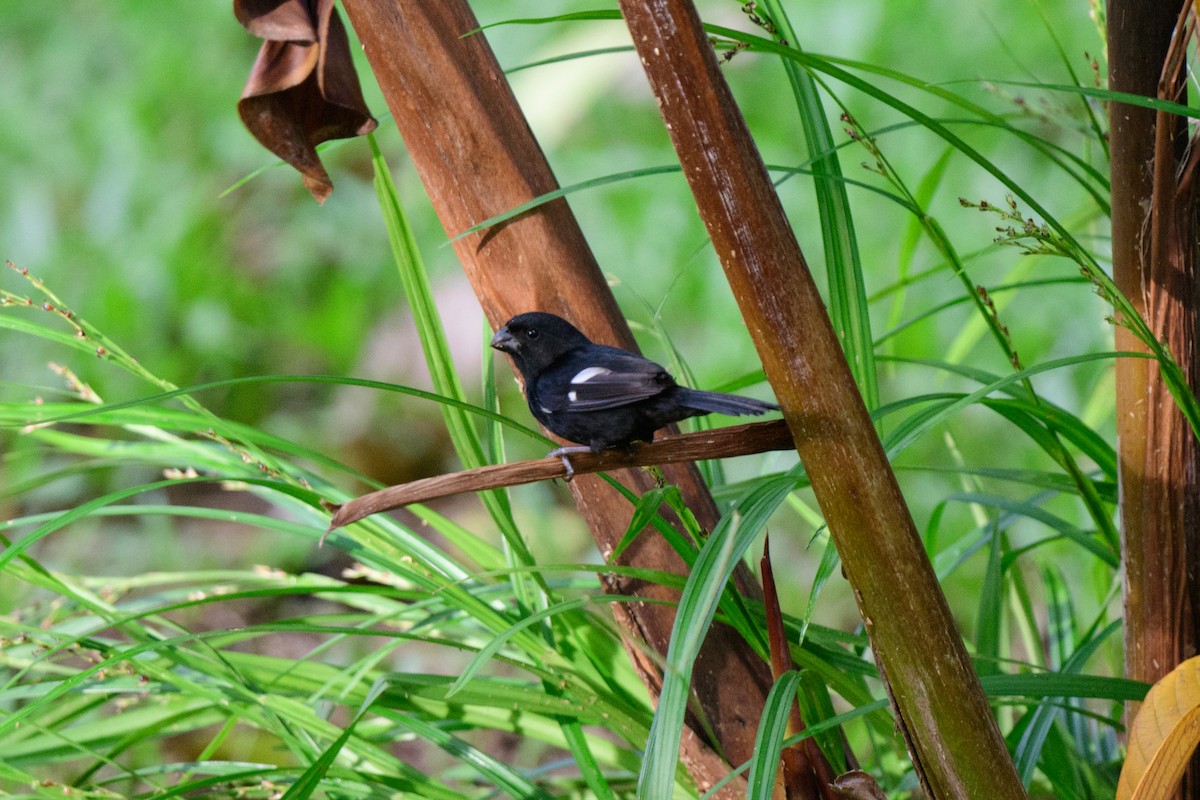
<box><xmin>338</xmin><ymin>0</ymin><xmax>772</xmax><ymax>792</ymax></box>
<box><xmin>1110</xmin><ymin>2</ymin><xmax>1200</xmax><ymax>795</ymax></box>
<box><xmin>615</xmin><ymin>0</ymin><xmax>1025</xmax><ymax>796</ymax></box>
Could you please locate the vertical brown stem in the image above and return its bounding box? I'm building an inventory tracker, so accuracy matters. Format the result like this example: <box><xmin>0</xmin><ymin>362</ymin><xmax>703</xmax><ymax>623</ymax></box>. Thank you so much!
<box><xmin>1111</xmin><ymin>2</ymin><xmax>1200</xmax><ymax>795</ymax></box>
<box><xmin>338</xmin><ymin>0</ymin><xmax>772</xmax><ymax>792</ymax></box>
<box><xmin>615</xmin><ymin>0</ymin><xmax>1025</xmax><ymax>796</ymax></box>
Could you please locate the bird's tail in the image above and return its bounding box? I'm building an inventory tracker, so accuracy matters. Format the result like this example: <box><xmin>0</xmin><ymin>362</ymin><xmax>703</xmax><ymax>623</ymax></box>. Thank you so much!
<box><xmin>677</xmin><ymin>388</ymin><xmax>779</xmax><ymax>417</ymax></box>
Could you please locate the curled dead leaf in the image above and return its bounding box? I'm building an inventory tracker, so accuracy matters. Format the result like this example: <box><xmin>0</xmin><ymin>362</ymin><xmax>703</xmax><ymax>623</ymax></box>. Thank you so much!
<box><xmin>1117</xmin><ymin>655</ymin><xmax>1200</xmax><ymax>800</ymax></box>
<box><xmin>831</xmin><ymin>770</ymin><xmax>887</xmax><ymax>799</ymax></box>
<box><xmin>235</xmin><ymin>0</ymin><xmax>377</xmax><ymax>202</ymax></box>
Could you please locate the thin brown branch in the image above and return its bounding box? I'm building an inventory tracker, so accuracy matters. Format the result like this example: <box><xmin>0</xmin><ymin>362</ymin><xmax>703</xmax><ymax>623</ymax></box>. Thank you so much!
<box><xmin>326</xmin><ymin>419</ymin><xmax>792</xmax><ymax>532</ymax></box>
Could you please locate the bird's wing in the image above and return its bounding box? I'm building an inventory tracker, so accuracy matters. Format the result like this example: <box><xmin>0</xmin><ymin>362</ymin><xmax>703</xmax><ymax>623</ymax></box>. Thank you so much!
<box><xmin>546</xmin><ymin>349</ymin><xmax>671</xmax><ymax>411</ymax></box>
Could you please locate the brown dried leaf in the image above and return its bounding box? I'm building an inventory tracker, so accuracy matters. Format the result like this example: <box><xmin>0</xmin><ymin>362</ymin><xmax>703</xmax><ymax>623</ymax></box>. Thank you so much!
<box><xmin>235</xmin><ymin>0</ymin><xmax>377</xmax><ymax>202</ymax></box>
<box><xmin>830</xmin><ymin>771</ymin><xmax>887</xmax><ymax>800</ymax></box>
<box><xmin>234</xmin><ymin>0</ymin><xmax>317</xmax><ymax>39</ymax></box>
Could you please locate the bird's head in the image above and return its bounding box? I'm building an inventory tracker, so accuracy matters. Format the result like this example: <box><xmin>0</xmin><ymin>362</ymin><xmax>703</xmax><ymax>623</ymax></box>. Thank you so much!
<box><xmin>491</xmin><ymin>312</ymin><xmax>591</xmax><ymax>376</ymax></box>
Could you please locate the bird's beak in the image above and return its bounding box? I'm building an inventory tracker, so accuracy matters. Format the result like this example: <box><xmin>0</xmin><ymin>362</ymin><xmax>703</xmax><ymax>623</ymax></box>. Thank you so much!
<box><xmin>490</xmin><ymin>326</ymin><xmax>517</xmax><ymax>354</ymax></box>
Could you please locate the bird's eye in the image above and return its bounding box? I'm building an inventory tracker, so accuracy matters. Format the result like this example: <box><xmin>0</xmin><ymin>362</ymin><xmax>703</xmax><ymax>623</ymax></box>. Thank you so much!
<box><xmin>526</xmin><ymin>328</ymin><xmax>539</xmax><ymax>339</ymax></box>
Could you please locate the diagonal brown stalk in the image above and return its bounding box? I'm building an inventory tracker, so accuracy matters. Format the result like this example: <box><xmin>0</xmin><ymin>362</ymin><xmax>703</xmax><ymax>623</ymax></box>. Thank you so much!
<box><xmin>1111</xmin><ymin>0</ymin><xmax>1200</xmax><ymax>795</ymax></box>
<box><xmin>614</xmin><ymin>0</ymin><xmax>1026</xmax><ymax>796</ymax></box>
<box><xmin>337</xmin><ymin>0</ymin><xmax>773</xmax><ymax>793</ymax></box>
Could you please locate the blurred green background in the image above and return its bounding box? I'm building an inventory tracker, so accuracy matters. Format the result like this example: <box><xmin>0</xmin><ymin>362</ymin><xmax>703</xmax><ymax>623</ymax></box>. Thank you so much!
<box><xmin>1</xmin><ymin>0</ymin><xmax>1113</xmax><ymax>632</ymax></box>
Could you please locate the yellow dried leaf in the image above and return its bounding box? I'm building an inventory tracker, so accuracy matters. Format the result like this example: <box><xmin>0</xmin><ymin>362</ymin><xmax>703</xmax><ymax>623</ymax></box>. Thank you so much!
<box><xmin>1117</xmin><ymin>656</ymin><xmax>1200</xmax><ymax>800</ymax></box>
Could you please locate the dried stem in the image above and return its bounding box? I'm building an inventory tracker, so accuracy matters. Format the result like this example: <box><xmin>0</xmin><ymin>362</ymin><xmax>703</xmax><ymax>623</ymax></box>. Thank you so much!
<box><xmin>326</xmin><ymin>419</ymin><xmax>792</xmax><ymax>530</ymax></box>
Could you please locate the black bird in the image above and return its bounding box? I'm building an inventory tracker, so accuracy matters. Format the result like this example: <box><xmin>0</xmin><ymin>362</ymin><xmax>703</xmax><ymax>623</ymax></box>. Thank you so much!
<box><xmin>491</xmin><ymin>312</ymin><xmax>778</xmax><ymax>473</ymax></box>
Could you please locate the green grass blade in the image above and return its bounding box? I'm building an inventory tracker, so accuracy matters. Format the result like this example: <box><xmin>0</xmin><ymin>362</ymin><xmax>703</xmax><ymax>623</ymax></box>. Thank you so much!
<box><xmin>754</xmin><ymin>0</ymin><xmax>877</xmax><ymax>411</ymax></box>
<box><xmin>1011</xmin><ymin>619</ymin><xmax>1122</xmax><ymax>784</ymax></box>
<box><xmin>638</xmin><ymin>473</ymin><xmax>797</xmax><ymax>798</ymax></box>
<box><xmin>368</xmin><ymin>134</ymin><xmax>542</xmax><ymax>576</ymax></box>
<box><xmin>746</xmin><ymin>670</ymin><xmax>803</xmax><ymax>800</ymax></box>
<box><xmin>278</xmin><ymin>678</ymin><xmax>391</xmax><ymax>800</ymax></box>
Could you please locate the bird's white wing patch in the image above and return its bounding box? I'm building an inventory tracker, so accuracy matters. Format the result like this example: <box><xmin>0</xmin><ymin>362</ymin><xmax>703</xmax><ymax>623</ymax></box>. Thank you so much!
<box><xmin>546</xmin><ymin>348</ymin><xmax>670</xmax><ymax>411</ymax></box>
<box><xmin>571</xmin><ymin>366</ymin><xmax>613</xmax><ymax>384</ymax></box>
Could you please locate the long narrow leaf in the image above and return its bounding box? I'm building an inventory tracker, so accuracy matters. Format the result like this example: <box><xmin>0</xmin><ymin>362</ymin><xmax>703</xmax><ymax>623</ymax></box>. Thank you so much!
<box><xmin>638</xmin><ymin>474</ymin><xmax>797</xmax><ymax>798</ymax></box>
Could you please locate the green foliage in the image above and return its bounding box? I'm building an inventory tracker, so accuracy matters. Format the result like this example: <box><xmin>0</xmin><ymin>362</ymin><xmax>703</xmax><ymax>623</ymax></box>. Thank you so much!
<box><xmin>0</xmin><ymin>0</ymin><xmax>1180</xmax><ymax>797</ymax></box>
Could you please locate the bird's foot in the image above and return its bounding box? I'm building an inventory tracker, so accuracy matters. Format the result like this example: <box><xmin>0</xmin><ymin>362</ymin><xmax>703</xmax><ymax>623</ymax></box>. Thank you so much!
<box><xmin>547</xmin><ymin>445</ymin><xmax>592</xmax><ymax>481</ymax></box>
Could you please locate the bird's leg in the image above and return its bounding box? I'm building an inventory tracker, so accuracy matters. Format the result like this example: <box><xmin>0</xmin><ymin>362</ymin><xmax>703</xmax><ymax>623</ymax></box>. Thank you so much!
<box><xmin>547</xmin><ymin>445</ymin><xmax>592</xmax><ymax>481</ymax></box>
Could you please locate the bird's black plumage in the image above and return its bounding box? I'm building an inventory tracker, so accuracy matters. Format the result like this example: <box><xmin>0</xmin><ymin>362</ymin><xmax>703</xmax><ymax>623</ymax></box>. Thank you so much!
<box><xmin>491</xmin><ymin>312</ymin><xmax>779</xmax><ymax>459</ymax></box>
